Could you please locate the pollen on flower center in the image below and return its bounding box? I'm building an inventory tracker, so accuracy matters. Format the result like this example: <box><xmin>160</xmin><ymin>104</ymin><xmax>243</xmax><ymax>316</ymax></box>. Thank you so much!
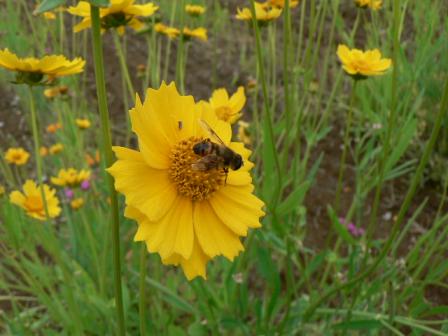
<box><xmin>168</xmin><ymin>136</ymin><xmax>226</xmax><ymax>201</ymax></box>
<box><xmin>24</xmin><ymin>196</ymin><xmax>44</xmax><ymax>212</ymax></box>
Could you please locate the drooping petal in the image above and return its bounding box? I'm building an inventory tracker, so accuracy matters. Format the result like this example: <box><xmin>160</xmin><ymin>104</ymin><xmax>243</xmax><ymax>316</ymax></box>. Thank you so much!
<box><xmin>194</xmin><ymin>200</ymin><xmax>244</xmax><ymax>260</ymax></box>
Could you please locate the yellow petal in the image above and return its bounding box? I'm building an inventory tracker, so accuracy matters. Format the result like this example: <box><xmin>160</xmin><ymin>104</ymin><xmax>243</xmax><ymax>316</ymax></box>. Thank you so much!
<box><xmin>228</xmin><ymin>86</ymin><xmax>246</xmax><ymax>113</ymax></box>
<box><xmin>9</xmin><ymin>191</ymin><xmax>25</xmax><ymax>207</ymax></box>
<box><xmin>194</xmin><ymin>201</ymin><xmax>244</xmax><ymax>260</ymax></box>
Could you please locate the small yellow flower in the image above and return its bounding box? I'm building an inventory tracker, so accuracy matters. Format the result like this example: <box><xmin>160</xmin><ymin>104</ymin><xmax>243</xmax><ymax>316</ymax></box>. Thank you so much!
<box><xmin>40</xmin><ymin>146</ymin><xmax>49</xmax><ymax>157</ymax></box>
<box><xmin>44</xmin><ymin>85</ymin><xmax>69</xmax><ymax>99</ymax></box>
<box><xmin>237</xmin><ymin>121</ymin><xmax>252</xmax><ymax>146</ymax></box>
<box><xmin>70</xmin><ymin>197</ymin><xmax>85</xmax><ymax>210</ymax></box>
<box><xmin>236</xmin><ymin>2</ymin><xmax>282</xmax><ymax>22</ymax></box>
<box><xmin>337</xmin><ymin>44</ymin><xmax>391</xmax><ymax>79</ymax></box>
<box><xmin>49</xmin><ymin>143</ymin><xmax>64</xmax><ymax>155</ymax></box>
<box><xmin>185</xmin><ymin>4</ymin><xmax>206</xmax><ymax>16</ymax></box>
<box><xmin>267</xmin><ymin>0</ymin><xmax>299</xmax><ymax>8</ymax></box>
<box><xmin>68</xmin><ymin>0</ymin><xmax>159</xmax><ymax>35</ymax></box>
<box><xmin>76</xmin><ymin>118</ymin><xmax>91</xmax><ymax>129</ymax></box>
<box><xmin>155</xmin><ymin>23</ymin><xmax>180</xmax><ymax>39</ymax></box>
<box><xmin>5</xmin><ymin>147</ymin><xmax>30</xmax><ymax>165</ymax></box>
<box><xmin>209</xmin><ymin>87</ymin><xmax>246</xmax><ymax>124</ymax></box>
<box><xmin>51</xmin><ymin>168</ymin><xmax>91</xmax><ymax>187</ymax></box>
<box><xmin>46</xmin><ymin>122</ymin><xmax>62</xmax><ymax>133</ymax></box>
<box><xmin>355</xmin><ymin>0</ymin><xmax>382</xmax><ymax>10</ymax></box>
<box><xmin>183</xmin><ymin>27</ymin><xmax>208</xmax><ymax>42</ymax></box>
<box><xmin>107</xmin><ymin>82</ymin><xmax>264</xmax><ymax>280</ymax></box>
<box><xmin>10</xmin><ymin>180</ymin><xmax>61</xmax><ymax>220</ymax></box>
<box><xmin>0</xmin><ymin>185</ymin><xmax>5</xmax><ymax>196</ymax></box>
<box><xmin>43</xmin><ymin>11</ymin><xmax>56</xmax><ymax>20</ymax></box>
<box><xmin>0</xmin><ymin>49</ymin><xmax>85</xmax><ymax>85</ymax></box>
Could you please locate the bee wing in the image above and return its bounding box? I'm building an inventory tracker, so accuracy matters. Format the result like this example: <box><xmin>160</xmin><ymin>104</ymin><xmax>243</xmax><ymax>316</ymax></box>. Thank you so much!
<box><xmin>191</xmin><ymin>154</ymin><xmax>223</xmax><ymax>171</ymax></box>
<box><xmin>198</xmin><ymin>119</ymin><xmax>226</xmax><ymax>146</ymax></box>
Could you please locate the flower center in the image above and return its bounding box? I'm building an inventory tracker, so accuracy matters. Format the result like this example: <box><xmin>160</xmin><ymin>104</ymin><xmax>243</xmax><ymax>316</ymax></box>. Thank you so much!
<box><xmin>215</xmin><ymin>106</ymin><xmax>234</xmax><ymax>122</ymax></box>
<box><xmin>24</xmin><ymin>195</ymin><xmax>44</xmax><ymax>213</ymax></box>
<box><xmin>102</xmin><ymin>12</ymin><xmax>132</xmax><ymax>29</ymax></box>
<box><xmin>168</xmin><ymin>136</ymin><xmax>226</xmax><ymax>202</ymax></box>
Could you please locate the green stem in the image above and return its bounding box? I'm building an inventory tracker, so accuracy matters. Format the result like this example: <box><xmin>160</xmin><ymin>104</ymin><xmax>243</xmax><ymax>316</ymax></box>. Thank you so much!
<box><xmin>334</xmin><ymin>81</ymin><xmax>357</xmax><ymax>212</ymax></box>
<box><xmin>90</xmin><ymin>5</ymin><xmax>125</xmax><ymax>335</ymax></box>
<box><xmin>249</xmin><ymin>0</ymin><xmax>282</xmax><ymax>207</ymax></box>
<box><xmin>113</xmin><ymin>31</ymin><xmax>135</xmax><ymax>99</ymax></box>
<box><xmin>139</xmin><ymin>243</ymin><xmax>148</xmax><ymax>336</ymax></box>
<box><xmin>27</xmin><ymin>86</ymin><xmax>50</xmax><ymax>220</ymax></box>
<box><xmin>303</xmin><ymin>72</ymin><xmax>448</xmax><ymax>322</ymax></box>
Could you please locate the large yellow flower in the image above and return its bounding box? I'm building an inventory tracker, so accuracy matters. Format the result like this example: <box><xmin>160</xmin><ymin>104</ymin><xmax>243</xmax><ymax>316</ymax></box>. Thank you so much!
<box><xmin>68</xmin><ymin>0</ymin><xmax>158</xmax><ymax>35</ymax></box>
<box><xmin>355</xmin><ymin>0</ymin><xmax>382</xmax><ymax>10</ymax></box>
<box><xmin>0</xmin><ymin>49</ymin><xmax>85</xmax><ymax>85</ymax></box>
<box><xmin>5</xmin><ymin>147</ymin><xmax>30</xmax><ymax>165</ymax></box>
<box><xmin>208</xmin><ymin>87</ymin><xmax>246</xmax><ymax>124</ymax></box>
<box><xmin>236</xmin><ymin>2</ymin><xmax>282</xmax><ymax>22</ymax></box>
<box><xmin>107</xmin><ymin>82</ymin><xmax>265</xmax><ymax>280</ymax></box>
<box><xmin>337</xmin><ymin>44</ymin><xmax>391</xmax><ymax>79</ymax></box>
<box><xmin>51</xmin><ymin>168</ymin><xmax>91</xmax><ymax>187</ymax></box>
<box><xmin>10</xmin><ymin>180</ymin><xmax>61</xmax><ymax>220</ymax></box>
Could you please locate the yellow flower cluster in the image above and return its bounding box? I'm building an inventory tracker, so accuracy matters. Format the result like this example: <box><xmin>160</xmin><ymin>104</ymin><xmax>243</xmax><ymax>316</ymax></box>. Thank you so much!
<box><xmin>185</xmin><ymin>4</ymin><xmax>206</xmax><ymax>16</ymax></box>
<box><xmin>51</xmin><ymin>168</ymin><xmax>91</xmax><ymax>187</ymax></box>
<box><xmin>154</xmin><ymin>24</ymin><xmax>208</xmax><ymax>41</ymax></box>
<box><xmin>236</xmin><ymin>2</ymin><xmax>283</xmax><ymax>22</ymax></box>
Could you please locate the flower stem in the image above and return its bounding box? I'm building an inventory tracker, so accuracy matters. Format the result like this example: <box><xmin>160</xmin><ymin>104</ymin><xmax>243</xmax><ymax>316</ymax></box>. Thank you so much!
<box><xmin>334</xmin><ymin>81</ymin><xmax>357</xmax><ymax>212</ymax></box>
<box><xmin>27</xmin><ymin>86</ymin><xmax>50</xmax><ymax>220</ymax></box>
<box><xmin>302</xmin><ymin>71</ymin><xmax>448</xmax><ymax>323</ymax></box>
<box><xmin>139</xmin><ymin>243</ymin><xmax>148</xmax><ymax>336</ymax></box>
<box><xmin>249</xmin><ymin>0</ymin><xmax>282</xmax><ymax>207</ymax></box>
<box><xmin>112</xmin><ymin>31</ymin><xmax>135</xmax><ymax>99</ymax></box>
<box><xmin>90</xmin><ymin>5</ymin><xmax>125</xmax><ymax>335</ymax></box>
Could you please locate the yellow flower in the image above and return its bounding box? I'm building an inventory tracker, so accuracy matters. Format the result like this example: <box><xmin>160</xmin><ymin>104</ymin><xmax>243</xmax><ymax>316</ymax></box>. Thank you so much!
<box><xmin>43</xmin><ymin>11</ymin><xmax>56</xmax><ymax>20</ymax></box>
<box><xmin>44</xmin><ymin>85</ymin><xmax>69</xmax><ymax>99</ymax></box>
<box><xmin>236</xmin><ymin>2</ymin><xmax>282</xmax><ymax>22</ymax></box>
<box><xmin>10</xmin><ymin>180</ymin><xmax>61</xmax><ymax>220</ymax></box>
<box><xmin>355</xmin><ymin>0</ymin><xmax>382</xmax><ymax>10</ymax></box>
<box><xmin>68</xmin><ymin>0</ymin><xmax>159</xmax><ymax>35</ymax></box>
<box><xmin>70</xmin><ymin>197</ymin><xmax>85</xmax><ymax>210</ymax></box>
<box><xmin>183</xmin><ymin>27</ymin><xmax>208</xmax><ymax>42</ymax></box>
<box><xmin>209</xmin><ymin>87</ymin><xmax>246</xmax><ymax>124</ymax></box>
<box><xmin>337</xmin><ymin>44</ymin><xmax>391</xmax><ymax>79</ymax></box>
<box><xmin>40</xmin><ymin>146</ymin><xmax>49</xmax><ymax>157</ymax></box>
<box><xmin>185</xmin><ymin>4</ymin><xmax>206</xmax><ymax>16</ymax></box>
<box><xmin>76</xmin><ymin>118</ymin><xmax>91</xmax><ymax>129</ymax></box>
<box><xmin>51</xmin><ymin>168</ymin><xmax>91</xmax><ymax>187</ymax></box>
<box><xmin>5</xmin><ymin>147</ymin><xmax>30</xmax><ymax>165</ymax></box>
<box><xmin>237</xmin><ymin>121</ymin><xmax>252</xmax><ymax>146</ymax></box>
<box><xmin>155</xmin><ymin>23</ymin><xmax>180</xmax><ymax>39</ymax></box>
<box><xmin>49</xmin><ymin>143</ymin><xmax>64</xmax><ymax>155</ymax></box>
<box><xmin>0</xmin><ymin>49</ymin><xmax>85</xmax><ymax>85</ymax></box>
<box><xmin>107</xmin><ymin>82</ymin><xmax>265</xmax><ymax>280</ymax></box>
<box><xmin>267</xmin><ymin>0</ymin><xmax>299</xmax><ymax>8</ymax></box>
<box><xmin>0</xmin><ymin>185</ymin><xmax>5</xmax><ymax>196</ymax></box>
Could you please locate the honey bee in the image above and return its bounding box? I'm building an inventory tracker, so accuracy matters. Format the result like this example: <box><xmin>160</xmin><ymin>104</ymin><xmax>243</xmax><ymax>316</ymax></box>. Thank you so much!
<box><xmin>192</xmin><ymin>120</ymin><xmax>243</xmax><ymax>179</ymax></box>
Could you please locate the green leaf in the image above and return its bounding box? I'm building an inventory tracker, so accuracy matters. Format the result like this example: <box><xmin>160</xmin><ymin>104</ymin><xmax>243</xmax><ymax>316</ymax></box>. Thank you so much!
<box><xmin>333</xmin><ymin>320</ymin><xmax>383</xmax><ymax>330</ymax></box>
<box><xmin>89</xmin><ymin>0</ymin><xmax>111</xmax><ymax>7</ymax></box>
<box><xmin>33</xmin><ymin>0</ymin><xmax>65</xmax><ymax>14</ymax></box>
<box><xmin>327</xmin><ymin>206</ymin><xmax>357</xmax><ymax>245</ymax></box>
<box><xmin>277</xmin><ymin>181</ymin><xmax>311</xmax><ymax>215</ymax></box>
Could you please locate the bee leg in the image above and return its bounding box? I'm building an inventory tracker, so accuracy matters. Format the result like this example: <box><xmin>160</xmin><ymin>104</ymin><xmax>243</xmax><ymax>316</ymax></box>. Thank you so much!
<box><xmin>224</xmin><ymin>167</ymin><xmax>229</xmax><ymax>184</ymax></box>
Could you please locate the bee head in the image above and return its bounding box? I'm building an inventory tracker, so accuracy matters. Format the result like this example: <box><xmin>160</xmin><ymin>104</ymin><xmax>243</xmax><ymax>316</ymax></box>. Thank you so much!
<box><xmin>231</xmin><ymin>154</ymin><xmax>243</xmax><ymax>170</ymax></box>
